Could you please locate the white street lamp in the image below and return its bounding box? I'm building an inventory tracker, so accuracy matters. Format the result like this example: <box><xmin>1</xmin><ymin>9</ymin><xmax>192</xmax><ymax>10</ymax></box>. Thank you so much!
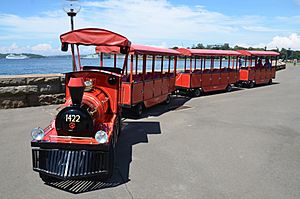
<box><xmin>63</xmin><ymin>0</ymin><xmax>81</xmax><ymax>71</ymax></box>
<box><xmin>63</xmin><ymin>0</ymin><xmax>81</xmax><ymax>30</ymax></box>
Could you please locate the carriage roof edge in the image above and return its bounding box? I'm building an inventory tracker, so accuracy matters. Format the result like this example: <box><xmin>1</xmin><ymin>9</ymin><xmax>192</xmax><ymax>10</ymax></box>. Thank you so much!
<box><xmin>95</xmin><ymin>44</ymin><xmax>181</xmax><ymax>56</ymax></box>
<box><xmin>176</xmin><ymin>48</ymin><xmax>242</xmax><ymax>56</ymax></box>
<box><xmin>237</xmin><ymin>50</ymin><xmax>280</xmax><ymax>57</ymax></box>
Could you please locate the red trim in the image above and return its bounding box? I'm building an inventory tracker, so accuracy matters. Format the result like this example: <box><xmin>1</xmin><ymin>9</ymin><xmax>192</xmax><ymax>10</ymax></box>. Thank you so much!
<box><xmin>68</xmin><ymin>77</ymin><xmax>85</xmax><ymax>88</ymax></box>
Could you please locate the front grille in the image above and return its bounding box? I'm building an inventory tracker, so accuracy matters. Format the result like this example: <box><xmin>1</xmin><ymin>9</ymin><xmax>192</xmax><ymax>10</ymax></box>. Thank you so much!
<box><xmin>32</xmin><ymin>149</ymin><xmax>109</xmax><ymax>179</ymax></box>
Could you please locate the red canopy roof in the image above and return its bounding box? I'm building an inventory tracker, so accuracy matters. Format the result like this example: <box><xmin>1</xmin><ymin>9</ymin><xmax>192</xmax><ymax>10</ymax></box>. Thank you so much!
<box><xmin>96</xmin><ymin>44</ymin><xmax>180</xmax><ymax>56</ymax></box>
<box><xmin>237</xmin><ymin>50</ymin><xmax>280</xmax><ymax>57</ymax></box>
<box><xmin>95</xmin><ymin>46</ymin><xmax>121</xmax><ymax>54</ymax></box>
<box><xmin>129</xmin><ymin>44</ymin><xmax>180</xmax><ymax>56</ymax></box>
<box><xmin>60</xmin><ymin>28</ymin><xmax>131</xmax><ymax>47</ymax></box>
<box><xmin>177</xmin><ymin>48</ymin><xmax>241</xmax><ymax>56</ymax></box>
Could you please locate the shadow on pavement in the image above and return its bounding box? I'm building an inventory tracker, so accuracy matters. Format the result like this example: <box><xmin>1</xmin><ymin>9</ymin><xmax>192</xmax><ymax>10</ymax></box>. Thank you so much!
<box><xmin>45</xmin><ymin>121</ymin><xmax>161</xmax><ymax>194</ymax></box>
<box><xmin>123</xmin><ymin>95</ymin><xmax>191</xmax><ymax>119</ymax></box>
<box><xmin>241</xmin><ymin>82</ymin><xmax>280</xmax><ymax>89</ymax></box>
<box><xmin>200</xmin><ymin>87</ymin><xmax>244</xmax><ymax>97</ymax></box>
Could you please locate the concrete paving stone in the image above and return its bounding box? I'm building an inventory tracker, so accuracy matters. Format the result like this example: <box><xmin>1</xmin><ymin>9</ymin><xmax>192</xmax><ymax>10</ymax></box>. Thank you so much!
<box><xmin>0</xmin><ymin>65</ymin><xmax>299</xmax><ymax>199</ymax></box>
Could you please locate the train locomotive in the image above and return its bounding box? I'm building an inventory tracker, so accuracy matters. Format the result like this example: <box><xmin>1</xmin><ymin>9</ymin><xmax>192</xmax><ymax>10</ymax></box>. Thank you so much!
<box><xmin>30</xmin><ymin>28</ymin><xmax>131</xmax><ymax>182</ymax></box>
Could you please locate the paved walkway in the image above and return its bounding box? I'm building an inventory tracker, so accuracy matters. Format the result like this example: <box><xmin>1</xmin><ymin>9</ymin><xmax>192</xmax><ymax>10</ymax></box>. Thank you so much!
<box><xmin>0</xmin><ymin>64</ymin><xmax>299</xmax><ymax>199</ymax></box>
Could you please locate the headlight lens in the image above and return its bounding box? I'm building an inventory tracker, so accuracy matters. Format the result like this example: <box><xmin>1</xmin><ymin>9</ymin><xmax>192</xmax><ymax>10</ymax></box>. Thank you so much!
<box><xmin>84</xmin><ymin>80</ymin><xmax>93</xmax><ymax>91</ymax></box>
<box><xmin>31</xmin><ymin>127</ymin><xmax>45</xmax><ymax>141</ymax></box>
<box><xmin>95</xmin><ymin>130</ymin><xmax>108</xmax><ymax>144</ymax></box>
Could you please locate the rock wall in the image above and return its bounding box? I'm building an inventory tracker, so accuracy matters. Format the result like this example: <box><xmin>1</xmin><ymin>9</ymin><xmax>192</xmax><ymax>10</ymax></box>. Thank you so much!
<box><xmin>0</xmin><ymin>74</ymin><xmax>65</xmax><ymax>109</ymax></box>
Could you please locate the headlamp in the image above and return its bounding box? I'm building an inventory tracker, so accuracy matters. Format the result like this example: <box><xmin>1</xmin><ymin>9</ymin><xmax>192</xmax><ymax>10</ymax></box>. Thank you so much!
<box><xmin>31</xmin><ymin>127</ymin><xmax>45</xmax><ymax>141</ymax></box>
<box><xmin>95</xmin><ymin>130</ymin><xmax>108</xmax><ymax>144</ymax></box>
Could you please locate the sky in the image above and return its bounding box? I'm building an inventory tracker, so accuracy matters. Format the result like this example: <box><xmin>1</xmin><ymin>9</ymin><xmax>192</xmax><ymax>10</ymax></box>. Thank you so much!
<box><xmin>0</xmin><ymin>0</ymin><xmax>299</xmax><ymax>55</ymax></box>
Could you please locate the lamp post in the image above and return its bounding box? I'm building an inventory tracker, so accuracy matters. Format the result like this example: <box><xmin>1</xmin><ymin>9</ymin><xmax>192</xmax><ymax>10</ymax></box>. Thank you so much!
<box><xmin>63</xmin><ymin>0</ymin><xmax>81</xmax><ymax>71</ymax></box>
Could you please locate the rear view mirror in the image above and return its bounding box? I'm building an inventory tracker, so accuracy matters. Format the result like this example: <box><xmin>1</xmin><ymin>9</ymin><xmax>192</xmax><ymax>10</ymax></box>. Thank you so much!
<box><xmin>61</xmin><ymin>42</ymin><xmax>68</xmax><ymax>52</ymax></box>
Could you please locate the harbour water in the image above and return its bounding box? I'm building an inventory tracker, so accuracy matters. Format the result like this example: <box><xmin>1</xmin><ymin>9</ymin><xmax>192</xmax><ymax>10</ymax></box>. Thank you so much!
<box><xmin>0</xmin><ymin>56</ymin><xmax>239</xmax><ymax>75</ymax></box>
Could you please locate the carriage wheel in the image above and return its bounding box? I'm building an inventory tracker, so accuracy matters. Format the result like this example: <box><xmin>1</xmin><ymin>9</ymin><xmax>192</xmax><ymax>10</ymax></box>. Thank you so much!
<box><xmin>249</xmin><ymin>81</ymin><xmax>255</xmax><ymax>88</ymax></box>
<box><xmin>226</xmin><ymin>84</ymin><xmax>232</xmax><ymax>92</ymax></box>
<box><xmin>268</xmin><ymin>79</ymin><xmax>272</xmax><ymax>85</ymax></box>
<box><xmin>134</xmin><ymin>103</ymin><xmax>143</xmax><ymax>117</ymax></box>
<box><xmin>164</xmin><ymin>95</ymin><xmax>171</xmax><ymax>104</ymax></box>
<box><xmin>193</xmin><ymin>88</ymin><xmax>202</xmax><ymax>97</ymax></box>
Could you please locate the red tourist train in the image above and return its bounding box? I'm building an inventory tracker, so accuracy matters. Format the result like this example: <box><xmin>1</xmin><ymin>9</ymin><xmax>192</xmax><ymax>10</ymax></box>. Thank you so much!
<box><xmin>31</xmin><ymin>28</ymin><xmax>281</xmax><ymax>182</ymax></box>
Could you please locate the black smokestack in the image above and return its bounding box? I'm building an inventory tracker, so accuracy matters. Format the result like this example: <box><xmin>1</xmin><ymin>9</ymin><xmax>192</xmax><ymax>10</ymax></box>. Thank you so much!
<box><xmin>68</xmin><ymin>77</ymin><xmax>85</xmax><ymax>106</ymax></box>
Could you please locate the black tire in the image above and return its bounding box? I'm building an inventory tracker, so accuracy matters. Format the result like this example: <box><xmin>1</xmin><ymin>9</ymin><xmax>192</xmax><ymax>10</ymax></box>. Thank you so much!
<box><xmin>193</xmin><ymin>88</ymin><xmax>202</xmax><ymax>97</ymax></box>
<box><xmin>105</xmin><ymin>141</ymin><xmax>116</xmax><ymax>180</ymax></box>
<box><xmin>93</xmin><ymin>134</ymin><xmax>117</xmax><ymax>181</ymax></box>
<box><xmin>134</xmin><ymin>103</ymin><xmax>143</xmax><ymax>117</ymax></box>
<box><xmin>39</xmin><ymin>173</ymin><xmax>60</xmax><ymax>183</ymax></box>
<box><xmin>117</xmin><ymin>116</ymin><xmax>122</xmax><ymax>137</ymax></box>
<box><xmin>226</xmin><ymin>84</ymin><xmax>232</xmax><ymax>92</ymax></box>
<box><xmin>249</xmin><ymin>81</ymin><xmax>255</xmax><ymax>88</ymax></box>
<box><xmin>164</xmin><ymin>95</ymin><xmax>171</xmax><ymax>104</ymax></box>
<box><xmin>268</xmin><ymin>79</ymin><xmax>272</xmax><ymax>85</ymax></box>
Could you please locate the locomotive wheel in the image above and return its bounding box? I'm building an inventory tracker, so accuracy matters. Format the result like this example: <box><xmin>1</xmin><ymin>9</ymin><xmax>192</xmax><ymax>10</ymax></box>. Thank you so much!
<box><xmin>234</xmin><ymin>82</ymin><xmax>242</xmax><ymax>87</ymax></box>
<box><xmin>117</xmin><ymin>116</ymin><xmax>122</xmax><ymax>137</ymax></box>
<box><xmin>134</xmin><ymin>103</ymin><xmax>143</xmax><ymax>117</ymax></box>
<box><xmin>193</xmin><ymin>88</ymin><xmax>202</xmax><ymax>97</ymax></box>
<box><xmin>103</xmin><ymin>141</ymin><xmax>116</xmax><ymax>181</ymax></box>
<box><xmin>226</xmin><ymin>84</ymin><xmax>232</xmax><ymax>92</ymax></box>
<box><xmin>249</xmin><ymin>81</ymin><xmax>255</xmax><ymax>88</ymax></box>
<box><xmin>268</xmin><ymin>79</ymin><xmax>272</xmax><ymax>85</ymax></box>
<box><xmin>39</xmin><ymin>173</ymin><xmax>60</xmax><ymax>183</ymax></box>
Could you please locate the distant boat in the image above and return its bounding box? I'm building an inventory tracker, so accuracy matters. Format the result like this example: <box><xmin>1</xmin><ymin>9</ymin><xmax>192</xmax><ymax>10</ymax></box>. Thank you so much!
<box><xmin>6</xmin><ymin>54</ymin><xmax>28</xmax><ymax>60</ymax></box>
<box><xmin>82</xmin><ymin>54</ymin><xmax>99</xmax><ymax>59</ymax></box>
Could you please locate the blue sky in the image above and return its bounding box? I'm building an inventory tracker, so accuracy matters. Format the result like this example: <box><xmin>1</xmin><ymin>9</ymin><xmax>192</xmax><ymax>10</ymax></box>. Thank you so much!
<box><xmin>0</xmin><ymin>0</ymin><xmax>299</xmax><ymax>55</ymax></box>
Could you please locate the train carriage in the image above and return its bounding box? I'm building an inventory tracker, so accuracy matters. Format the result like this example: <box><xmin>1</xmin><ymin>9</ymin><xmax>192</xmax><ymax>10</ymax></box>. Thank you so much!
<box><xmin>96</xmin><ymin>44</ymin><xmax>180</xmax><ymax>116</ymax></box>
<box><xmin>175</xmin><ymin>48</ymin><xmax>241</xmax><ymax>97</ymax></box>
<box><xmin>237</xmin><ymin>50</ymin><xmax>280</xmax><ymax>87</ymax></box>
<box><xmin>30</xmin><ymin>28</ymin><xmax>131</xmax><ymax>182</ymax></box>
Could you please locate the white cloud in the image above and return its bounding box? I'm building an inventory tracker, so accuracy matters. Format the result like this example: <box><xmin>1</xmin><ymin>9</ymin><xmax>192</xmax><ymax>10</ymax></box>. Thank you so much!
<box><xmin>0</xmin><ymin>43</ymin><xmax>62</xmax><ymax>55</ymax></box>
<box><xmin>276</xmin><ymin>15</ymin><xmax>300</xmax><ymax>25</ymax></box>
<box><xmin>1</xmin><ymin>0</ymin><xmax>244</xmax><ymax>55</ymax></box>
<box><xmin>0</xmin><ymin>43</ymin><xmax>24</xmax><ymax>54</ymax></box>
<box><xmin>82</xmin><ymin>0</ymin><xmax>237</xmax><ymax>41</ymax></box>
<box><xmin>237</xmin><ymin>33</ymin><xmax>300</xmax><ymax>50</ymax></box>
<box><xmin>267</xmin><ymin>33</ymin><xmax>300</xmax><ymax>50</ymax></box>
<box><xmin>242</xmin><ymin>26</ymin><xmax>284</xmax><ymax>32</ymax></box>
<box><xmin>31</xmin><ymin>44</ymin><xmax>52</xmax><ymax>51</ymax></box>
<box><xmin>0</xmin><ymin>0</ymin><xmax>298</xmax><ymax>55</ymax></box>
<box><xmin>0</xmin><ymin>12</ymin><xmax>94</xmax><ymax>41</ymax></box>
